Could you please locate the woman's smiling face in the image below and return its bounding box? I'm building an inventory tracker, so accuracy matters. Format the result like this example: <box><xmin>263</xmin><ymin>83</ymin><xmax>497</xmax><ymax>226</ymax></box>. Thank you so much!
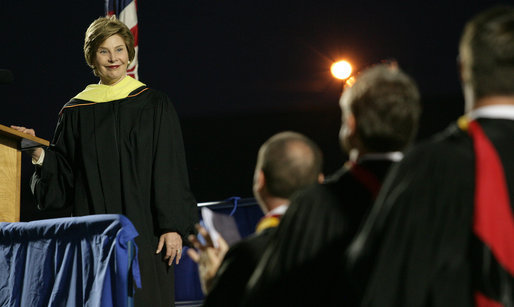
<box><xmin>94</xmin><ymin>34</ymin><xmax>129</xmax><ymax>85</ymax></box>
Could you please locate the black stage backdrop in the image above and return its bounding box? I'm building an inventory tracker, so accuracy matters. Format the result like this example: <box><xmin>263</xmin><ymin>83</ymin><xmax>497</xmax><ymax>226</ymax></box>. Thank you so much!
<box><xmin>0</xmin><ymin>0</ymin><xmax>506</xmax><ymax>221</ymax></box>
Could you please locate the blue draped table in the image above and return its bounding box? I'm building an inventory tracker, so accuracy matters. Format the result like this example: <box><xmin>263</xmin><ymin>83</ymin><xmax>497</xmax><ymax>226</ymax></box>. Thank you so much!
<box><xmin>0</xmin><ymin>214</ymin><xmax>141</xmax><ymax>307</ymax></box>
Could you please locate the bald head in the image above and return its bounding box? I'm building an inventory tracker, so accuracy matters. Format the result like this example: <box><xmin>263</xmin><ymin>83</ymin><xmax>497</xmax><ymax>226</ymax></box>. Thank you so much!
<box><xmin>255</xmin><ymin>132</ymin><xmax>323</xmax><ymax>199</ymax></box>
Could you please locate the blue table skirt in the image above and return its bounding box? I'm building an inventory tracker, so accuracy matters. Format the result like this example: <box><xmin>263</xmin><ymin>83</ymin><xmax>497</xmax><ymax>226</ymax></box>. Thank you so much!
<box><xmin>0</xmin><ymin>214</ymin><xmax>141</xmax><ymax>307</ymax></box>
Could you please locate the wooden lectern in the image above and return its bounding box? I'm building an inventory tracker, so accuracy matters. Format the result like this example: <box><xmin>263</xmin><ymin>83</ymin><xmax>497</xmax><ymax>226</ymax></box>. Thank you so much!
<box><xmin>0</xmin><ymin>124</ymin><xmax>49</xmax><ymax>222</ymax></box>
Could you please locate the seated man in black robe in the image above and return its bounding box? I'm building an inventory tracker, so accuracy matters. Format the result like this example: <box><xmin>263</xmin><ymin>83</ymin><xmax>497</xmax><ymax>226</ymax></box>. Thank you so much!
<box><xmin>346</xmin><ymin>6</ymin><xmax>514</xmax><ymax>306</ymax></box>
<box><xmin>241</xmin><ymin>63</ymin><xmax>421</xmax><ymax>306</ymax></box>
<box><xmin>187</xmin><ymin>131</ymin><xmax>324</xmax><ymax>307</ymax></box>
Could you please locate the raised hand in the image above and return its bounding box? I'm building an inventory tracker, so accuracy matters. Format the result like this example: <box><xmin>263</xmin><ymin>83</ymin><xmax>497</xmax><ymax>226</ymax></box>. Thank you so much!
<box><xmin>187</xmin><ymin>224</ymin><xmax>229</xmax><ymax>294</ymax></box>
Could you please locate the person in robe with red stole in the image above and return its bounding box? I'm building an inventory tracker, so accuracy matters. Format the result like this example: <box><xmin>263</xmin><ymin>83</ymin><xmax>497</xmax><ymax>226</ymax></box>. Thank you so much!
<box><xmin>12</xmin><ymin>16</ymin><xmax>197</xmax><ymax>306</ymax></box>
<box><xmin>346</xmin><ymin>6</ymin><xmax>514</xmax><ymax>306</ymax></box>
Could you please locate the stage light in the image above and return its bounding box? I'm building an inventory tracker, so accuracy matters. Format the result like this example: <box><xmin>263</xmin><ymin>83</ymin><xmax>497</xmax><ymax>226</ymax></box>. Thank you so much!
<box><xmin>331</xmin><ymin>60</ymin><xmax>352</xmax><ymax>80</ymax></box>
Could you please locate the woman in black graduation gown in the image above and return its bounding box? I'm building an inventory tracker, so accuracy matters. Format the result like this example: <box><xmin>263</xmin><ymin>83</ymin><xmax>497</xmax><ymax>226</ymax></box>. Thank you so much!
<box><xmin>12</xmin><ymin>16</ymin><xmax>197</xmax><ymax>306</ymax></box>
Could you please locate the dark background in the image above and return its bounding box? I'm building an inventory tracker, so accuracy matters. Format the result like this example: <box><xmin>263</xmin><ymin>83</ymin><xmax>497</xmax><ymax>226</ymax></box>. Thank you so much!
<box><xmin>0</xmin><ymin>0</ymin><xmax>508</xmax><ymax>221</ymax></box>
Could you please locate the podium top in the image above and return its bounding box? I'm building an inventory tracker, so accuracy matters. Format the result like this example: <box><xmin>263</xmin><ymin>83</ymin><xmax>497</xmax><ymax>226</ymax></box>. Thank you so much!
<box><xmin>0</xmin><ymin>124</ymin><xmax>50</xmax><ymax>150</ymax></box>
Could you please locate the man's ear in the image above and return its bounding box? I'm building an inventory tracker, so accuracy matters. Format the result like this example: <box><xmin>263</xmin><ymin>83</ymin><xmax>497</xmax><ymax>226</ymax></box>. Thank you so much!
<box><xmin>317</xmin><ymin>173</ymin><xmax>325</xmax><ymax>183</ymax></box>
<box><xmin>346</xmin><ymin>113</ymin><xmax>356</xmax><ymax>137</ymax></box>
<box><xmin>255</xmin><ymin>170</ymin><xmax>265</xmax><ymax>192</ymax></box>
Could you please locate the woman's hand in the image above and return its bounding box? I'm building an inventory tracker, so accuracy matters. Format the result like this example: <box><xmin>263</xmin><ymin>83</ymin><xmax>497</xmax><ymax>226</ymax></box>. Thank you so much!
<box><xmin>156</xmin><ymin>231</ymin><xmax>183</xmax><ymax>266</ymax></box>
<box><xmin>10</xmin><ymin>125</ymin><xmax>43</xmax><ymax>161</ymax></box>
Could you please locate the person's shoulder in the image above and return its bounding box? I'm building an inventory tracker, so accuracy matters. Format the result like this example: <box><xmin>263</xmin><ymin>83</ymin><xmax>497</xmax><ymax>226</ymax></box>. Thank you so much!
<box><xmin>287</xmin><ymin>182</ymin><xmax>342</xmax><ymax>216</ymax></box>
<box><xmin>246</xmin><ymin>227</ymin><xmax>276</xmax><ymax>244</ymax></box>
<box><xmin>294</xmin><ymin>183</ymin><xmax>335</xmax><ymax>202</ymax></box>
<box><xmin>325</xmin><ymin>163</ymin><xmax>379</xmax><ymax>196</ymax></box>
<box><xmin>324</xmin><ymin>166</ymin><xmax>347</xmax><ymax>184</ymax></box>
<box><xmin>62</xmin><ymin>98</ymin><xmax>91</xmax><ymax>109</ymax></box>
<box><xmin>405</xmin><ymin>122</ymin><xmax>471</xmax><ymax>161</ymax></box>
<box><xmin>127</xmin><ymin>85</ymin><xmax>149</xmax><ymax>97</ymax></box>
<box><xmin>137</xmin><ymin>87</ymin><xmax>180</xmax><ymax>110</ymax></box>
<box><xmin>137</xmin><ymin>86</ymin><xmax>160</xmax><ymax>96</ymax></box>
<box><xmin>59</xmin><ymin>97</ymin><xmax>96</xmax><ymax>115</ymax></box>
<box><xmin>225</xmin><ymin>231</ymin><xmax>272</xmax><ymax>260</ymax></box>
<box><xmin>390</xmin><ymin>122</ymin><xmax>473</xmax><ymax>183</ymax></box>
<box><xmin>137</xmin><ymin>86</ymin><xmax>169</xmax><ymax>100</ymax></box>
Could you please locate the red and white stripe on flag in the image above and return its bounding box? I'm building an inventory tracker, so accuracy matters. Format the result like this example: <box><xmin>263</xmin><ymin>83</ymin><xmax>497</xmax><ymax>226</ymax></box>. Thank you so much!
<box><xmin>105</xmin><ymin>0</ymin><xmax>139</xmax><ymax>80</ymax></box>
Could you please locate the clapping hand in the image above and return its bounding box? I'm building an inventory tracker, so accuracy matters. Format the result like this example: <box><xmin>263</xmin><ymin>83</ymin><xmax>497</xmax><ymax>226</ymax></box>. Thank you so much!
<box><xmin>187</xmin><ymin>224</ymin><xmax>229</xmax><ymax>294</ymax></box>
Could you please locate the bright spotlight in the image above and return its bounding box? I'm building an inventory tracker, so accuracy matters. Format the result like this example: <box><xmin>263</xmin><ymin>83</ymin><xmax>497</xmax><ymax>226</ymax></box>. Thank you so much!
<box><xmin>331</xmin><ymin>60</ymin><xmax>352</xmax><ymax>80</ymax></box>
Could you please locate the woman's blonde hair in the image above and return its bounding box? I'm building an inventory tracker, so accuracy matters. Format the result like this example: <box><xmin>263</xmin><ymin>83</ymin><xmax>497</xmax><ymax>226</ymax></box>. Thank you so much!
<box><xmin>83</xmin><ymin>15</ymin><xmax>135</xmax><ymax>76</ymax></box>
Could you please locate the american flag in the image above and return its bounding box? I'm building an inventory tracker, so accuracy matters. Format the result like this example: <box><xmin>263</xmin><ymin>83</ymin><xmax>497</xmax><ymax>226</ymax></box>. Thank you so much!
<box><xmin>105</xmin><ymin>0</ymin><xmax>139</xmax><ymax>80</ymax></box>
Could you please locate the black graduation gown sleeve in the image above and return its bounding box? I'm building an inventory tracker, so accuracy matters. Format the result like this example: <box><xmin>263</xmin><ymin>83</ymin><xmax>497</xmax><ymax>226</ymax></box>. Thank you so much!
<box><xmin>151</xmin><ymin>94</ymin><xmax>197</xmax><ymax>236</ymax></box>
<box><xmin>31</xmin><ymin>113</ymin><xmax>75</xmax><ymax>210</ymax></box>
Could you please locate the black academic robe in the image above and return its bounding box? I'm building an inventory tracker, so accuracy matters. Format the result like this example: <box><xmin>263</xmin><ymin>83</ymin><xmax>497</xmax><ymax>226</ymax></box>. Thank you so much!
<box><xmin>31</xmin><ymin>86</ymin><xmax>198</xmax><ymax>306</ymax></box>
<box><xmin>346</xmin><ymin>118</ymin><xmax>514</xmax><ymax>306</ymax></box>
<box><xmin>202</xmin><ymin>227</ymin><xmax>277</xmax><ymax>307</ymax></box>
<box><xmin>241</xmin><ymin>159</ymin><xmax>395</xmax><ymax>307</ymax></box>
